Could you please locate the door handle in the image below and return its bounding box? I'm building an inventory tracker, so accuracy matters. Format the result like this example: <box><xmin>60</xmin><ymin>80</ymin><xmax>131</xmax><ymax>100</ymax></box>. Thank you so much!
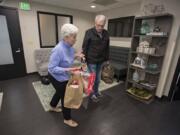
<box><xmin>15</xmin><ymin>48</ymin><xmax>21</xmax><ymax>53</ymax></box>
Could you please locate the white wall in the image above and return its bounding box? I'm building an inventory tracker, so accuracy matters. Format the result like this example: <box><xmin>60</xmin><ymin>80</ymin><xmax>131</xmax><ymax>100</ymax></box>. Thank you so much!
<box><xmin>98</xmin><ymin>2</ymin><xmax>141</xmax><ymax>48</ymax></box>
<box><xmin>3</xmin><ymin>1</ymin><xmax>95</xmax><ymax>73</ymax></box>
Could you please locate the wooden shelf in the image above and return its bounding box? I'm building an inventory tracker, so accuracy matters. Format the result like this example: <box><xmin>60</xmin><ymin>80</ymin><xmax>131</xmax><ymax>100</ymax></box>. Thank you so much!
<box><xmin>128</xmin><ymin>79</ymin><xmax>156</xmax><ymax>91</ymax></box>
<box><xmin>131</xmin><ymin>51</ymin><xmax>164</xmax><ymax>57</ymax></box>
<box><xmin>130</xmin><ymin>65</ymin><xmax>161</xmax><ymax>75</ymax></box>
<box><xmin>126</xmin><ymin>91</ymin><xmax>154</xmax><ymax>104</ymax></box>
<box><xmin>135</xmin><ymin>13</ymin><xmax>173</xmax><ymax>20</ymax></box>
<box><xmin>133</xmin><ymin>34</ymin><xmax>168</xmax><ymax>38</ymax></box>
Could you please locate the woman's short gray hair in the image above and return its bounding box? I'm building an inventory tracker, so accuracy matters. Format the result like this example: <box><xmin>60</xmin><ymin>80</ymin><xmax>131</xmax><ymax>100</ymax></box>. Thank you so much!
<box><xmin>61</xmin><ymin>23</ymin><xmax>79</xmax><ymax>39</ymax></box>
<box><xmin>95</xmin><ymin>15</ymin><xmax>106</xmax><ymax>22</ymax></box>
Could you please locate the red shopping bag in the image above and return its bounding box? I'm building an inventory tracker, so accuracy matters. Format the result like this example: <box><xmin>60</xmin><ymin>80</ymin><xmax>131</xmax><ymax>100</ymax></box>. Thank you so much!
<box><xmin>87</xmin><ymin>73</ymin><xmax>96</xmax><ymax>95</ymax></box>
<box><xmin>83</xmin><ymin>73</ymin><xmax>95</xmax><ymax>96</ymax></box>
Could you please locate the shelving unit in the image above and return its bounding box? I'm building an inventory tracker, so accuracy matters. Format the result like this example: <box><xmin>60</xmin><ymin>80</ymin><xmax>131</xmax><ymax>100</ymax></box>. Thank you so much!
<box><xmin>126</xmin><ymin>14</ymin><xmax>173</xmax><ymax>104</ymax></box>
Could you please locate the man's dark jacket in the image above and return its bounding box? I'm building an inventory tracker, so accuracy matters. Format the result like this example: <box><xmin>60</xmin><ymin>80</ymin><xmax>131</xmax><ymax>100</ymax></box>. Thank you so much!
<box><xmin>82</xmin><ymin>27</ymin><xmax>109</xmax><ymax>64</ymax></box>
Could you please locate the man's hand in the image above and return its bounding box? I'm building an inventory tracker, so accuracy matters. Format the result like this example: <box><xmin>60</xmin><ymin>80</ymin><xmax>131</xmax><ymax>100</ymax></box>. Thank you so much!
<box><xmin>75</xmin><ymin>50</ymin><xmax>85</xmax><ymax>59</ymax></box>
<box><xmin>106</xmin><ymin>61</ymin><xmax>110</xmax><ymax>64</ymax></box>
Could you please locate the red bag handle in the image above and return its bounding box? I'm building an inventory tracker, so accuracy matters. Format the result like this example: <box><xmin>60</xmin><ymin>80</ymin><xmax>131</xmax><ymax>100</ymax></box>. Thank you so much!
<box><xmin>87</xmin><ymin>73</ymin><xmax>96</xmax><ymax>95</ymax></box>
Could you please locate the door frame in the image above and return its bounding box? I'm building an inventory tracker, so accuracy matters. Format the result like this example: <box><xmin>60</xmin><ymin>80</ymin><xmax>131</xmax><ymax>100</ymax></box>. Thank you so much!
<box><xmin>0</xmin><ymin>6</ymin><xmax>27</xmax><ymax>80</ymax></box>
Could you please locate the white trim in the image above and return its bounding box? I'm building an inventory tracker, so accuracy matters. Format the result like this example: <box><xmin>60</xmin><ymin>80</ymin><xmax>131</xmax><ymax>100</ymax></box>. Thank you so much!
<box><xmin>0</xmin><ymin>92</ymin><xmax>3</xmax><ymax>111</ymax></box>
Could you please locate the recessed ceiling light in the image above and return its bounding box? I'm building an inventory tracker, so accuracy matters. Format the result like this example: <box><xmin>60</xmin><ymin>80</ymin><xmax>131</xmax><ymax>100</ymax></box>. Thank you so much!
<box><xmin>91</xmin><ymin>5</ymin><xmax>96</xmax><ymax>8</ymax></box>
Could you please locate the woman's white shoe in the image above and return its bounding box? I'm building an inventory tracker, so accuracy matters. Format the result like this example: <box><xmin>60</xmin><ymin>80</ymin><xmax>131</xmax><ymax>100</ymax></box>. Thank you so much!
<box><xmin>64</xmin><ymin>119</ymin><xmax>78</xmax><ymax>127</ymax></box>
<box><xmin>49</xmin><ymin>106</ymin><xmax>62</xmax><ymax>112</ymax></box>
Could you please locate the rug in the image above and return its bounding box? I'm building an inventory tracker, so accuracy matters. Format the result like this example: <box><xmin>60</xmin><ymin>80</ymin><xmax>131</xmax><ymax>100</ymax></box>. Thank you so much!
<box><xmin>32</xmin><ymin>80</ymin><xmax>121</xmax><ymax>111</ymax></box>
<box><xmin>0</xmin><ymin>92</ymin><xmax>3</xmax><ymax>111</ymax></box>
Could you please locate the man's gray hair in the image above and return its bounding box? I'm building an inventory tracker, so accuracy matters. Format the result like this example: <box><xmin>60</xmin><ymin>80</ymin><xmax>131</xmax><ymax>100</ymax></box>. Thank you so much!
<box><xmin>61</xmin><ymin>23</ymin><xmax>79</xmax><ymax>39</ymax></box>
<box><xmin>95</xmin><ymin>15</ymin><xmax>106</xmax><ymax>22</ymax></box>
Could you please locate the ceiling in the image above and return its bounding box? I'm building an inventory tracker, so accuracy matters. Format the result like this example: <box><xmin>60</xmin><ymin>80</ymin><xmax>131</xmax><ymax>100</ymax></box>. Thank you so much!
<box><xmin>14</xmin><ymin>0</ymin><xmax>142</xmax><ymax>13</ymax></box>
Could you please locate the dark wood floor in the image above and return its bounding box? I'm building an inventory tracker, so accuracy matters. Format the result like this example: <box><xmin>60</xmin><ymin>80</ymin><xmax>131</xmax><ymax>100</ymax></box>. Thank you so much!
<box><xmin>0</xmin><ymin>74</ymin><xmax>180</xmax><ymax>135</ymax></box>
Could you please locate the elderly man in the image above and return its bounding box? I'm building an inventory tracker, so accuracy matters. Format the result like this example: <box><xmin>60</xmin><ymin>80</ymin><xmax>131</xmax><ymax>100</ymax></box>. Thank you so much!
<box><xmin>82</xmin><ymin>15</ymin><xmax>110</xmax><ymax>102</ymax></box>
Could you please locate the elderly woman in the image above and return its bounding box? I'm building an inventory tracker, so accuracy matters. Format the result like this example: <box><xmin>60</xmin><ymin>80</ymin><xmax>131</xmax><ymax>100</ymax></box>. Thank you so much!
<box><xmin>48</xmin><ymin>23</ymin><xmax>83</xmax><ymax>127</ymax></box>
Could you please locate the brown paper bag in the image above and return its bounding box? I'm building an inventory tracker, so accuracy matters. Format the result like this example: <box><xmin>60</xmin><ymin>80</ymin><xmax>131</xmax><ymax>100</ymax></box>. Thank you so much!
<box><xmin>64</xmin><ymin>74</ymin><xmax>84</xmax><ymax>109</ymax></box>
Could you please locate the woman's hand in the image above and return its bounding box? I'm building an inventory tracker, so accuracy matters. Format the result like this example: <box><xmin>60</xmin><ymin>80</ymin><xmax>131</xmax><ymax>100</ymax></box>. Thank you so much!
<box><xmin>66</xmin><ymin>67</ymin><xmax>81</xmax><ymax>75</ymax></box>
<box><xmin>71</xmin><ymin>70</ymin><xmax>81</xmax><ymax>75</ymax></box>
<box><xmin>71</xmin><ymin>67</ymin><xmax>81</xmax><ymax>75</ymax></box>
